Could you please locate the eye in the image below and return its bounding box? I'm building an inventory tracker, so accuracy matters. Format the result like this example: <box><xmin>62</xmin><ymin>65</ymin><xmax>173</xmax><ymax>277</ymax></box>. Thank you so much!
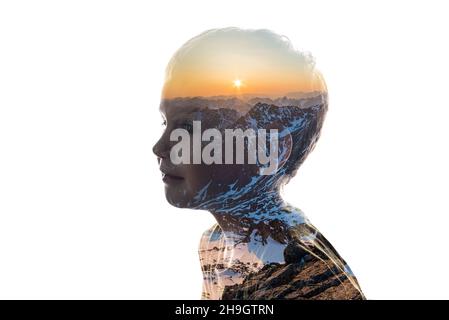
<box><xmin>180</xmin><ymin>121</ymin><xmax>193</xmax><ymax>133</ymax></box>
<box><xmin>161</xmin><ymin>119</ymin><xmax>167</xmax><ymax>126</ymax></box>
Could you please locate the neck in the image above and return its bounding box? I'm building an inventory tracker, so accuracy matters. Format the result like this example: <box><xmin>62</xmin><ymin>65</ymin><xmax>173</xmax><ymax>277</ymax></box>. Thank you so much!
<box><xmin>209</xmin><ymin>191</ymin><xmax>303</xmax><ymax>244</ymax></box>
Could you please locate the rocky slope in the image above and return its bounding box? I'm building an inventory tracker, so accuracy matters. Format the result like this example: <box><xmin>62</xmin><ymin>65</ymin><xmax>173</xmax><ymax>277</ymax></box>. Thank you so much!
<box><xmin>221</xmin><ymin>241</ymin><xmax>364</xmax><ymax>300</ymax></box>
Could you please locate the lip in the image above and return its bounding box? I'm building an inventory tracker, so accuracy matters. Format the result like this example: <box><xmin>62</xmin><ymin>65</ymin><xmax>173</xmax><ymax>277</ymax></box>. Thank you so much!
<box><xmin>160</xmin><ymin>169</ymin><xmax>184</xmax><ymax>184</ymax></box>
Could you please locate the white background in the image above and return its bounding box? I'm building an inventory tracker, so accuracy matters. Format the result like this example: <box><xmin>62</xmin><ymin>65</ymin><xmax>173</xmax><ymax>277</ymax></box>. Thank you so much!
<box><xmin>0</xmin><ymin>0</ymin><xmax>448</xmax><ymax>299</ymax></box>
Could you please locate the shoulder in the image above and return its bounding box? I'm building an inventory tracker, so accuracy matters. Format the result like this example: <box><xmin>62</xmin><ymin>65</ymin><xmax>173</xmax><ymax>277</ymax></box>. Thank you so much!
<box><xmin>222</xmin><ymin>223</ymin><xmax>365</xmax><ymax>300</ymax></box>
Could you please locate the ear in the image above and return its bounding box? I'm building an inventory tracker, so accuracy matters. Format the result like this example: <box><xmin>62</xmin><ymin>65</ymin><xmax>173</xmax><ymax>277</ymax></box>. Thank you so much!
<box><xmin>257</xmin><ymin>128</ymin><xmax>292</xmax><ymax>176</ymax></box>
<box><xmin>277</xmin><ymin>129</ymin><xmax>293</xmax><ymax>171</ymax></box>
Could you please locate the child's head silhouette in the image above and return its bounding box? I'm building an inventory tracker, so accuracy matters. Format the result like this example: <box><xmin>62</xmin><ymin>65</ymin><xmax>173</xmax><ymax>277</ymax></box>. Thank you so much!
<box><xmin>153</xmin><ymin>27</ymin><xmax>327</xmax><ymax>211</ymax></box>
<box><xmin>152</xmin><ymin>27</ymin><xmax>365</xmax><ymax>301</ymax></box>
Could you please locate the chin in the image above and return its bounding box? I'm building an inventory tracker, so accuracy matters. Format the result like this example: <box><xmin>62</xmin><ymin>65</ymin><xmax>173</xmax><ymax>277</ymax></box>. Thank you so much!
<box><xmin>164</xmin><ymin>191</ymin><xmax>190</xmax><ymax>209</ymax></box>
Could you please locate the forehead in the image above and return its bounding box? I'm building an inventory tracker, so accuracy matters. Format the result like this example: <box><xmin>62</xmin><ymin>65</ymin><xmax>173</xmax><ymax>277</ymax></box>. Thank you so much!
<box><xmin>159</xmin><ymin>99</ymin><xmax>202</xmax><ymax>120</ymax></box>
<box><xmin>159</xmin><ymin>98</ymin><xmax>243</xmax><ymax>130</ymax></box>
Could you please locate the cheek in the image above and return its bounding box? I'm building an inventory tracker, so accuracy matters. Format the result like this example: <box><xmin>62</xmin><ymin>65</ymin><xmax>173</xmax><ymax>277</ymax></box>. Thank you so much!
<box><xmin>185</xmin><ymin>163</ymin><xmax>258</xmax><ymax>197</ymax></box>
<box><xmin>183</xmin><ymin>164</ymin><xmax>215</xmax><ymax>195</ymax></box>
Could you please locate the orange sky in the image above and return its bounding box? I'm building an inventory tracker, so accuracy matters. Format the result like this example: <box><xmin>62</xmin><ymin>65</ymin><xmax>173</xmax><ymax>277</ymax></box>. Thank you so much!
<box><xmin>162</xmin><ymin>30</ymin><xmax>326</xmax><ymax>98</ymax></box>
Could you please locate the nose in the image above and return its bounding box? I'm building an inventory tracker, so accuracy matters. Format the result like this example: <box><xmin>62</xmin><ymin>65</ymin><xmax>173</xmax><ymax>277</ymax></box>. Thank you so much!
<box><xmin>152</xmin><ymin>136</ymin><xmax>169</xmax><ymax>160</ymax></box>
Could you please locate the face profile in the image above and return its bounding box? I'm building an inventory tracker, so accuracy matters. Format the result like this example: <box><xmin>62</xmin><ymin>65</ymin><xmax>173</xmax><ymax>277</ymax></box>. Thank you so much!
<box><xmin>153</xmin><ymin>27</ymin><xmax>365</xmax><ymax>300</ymax></box>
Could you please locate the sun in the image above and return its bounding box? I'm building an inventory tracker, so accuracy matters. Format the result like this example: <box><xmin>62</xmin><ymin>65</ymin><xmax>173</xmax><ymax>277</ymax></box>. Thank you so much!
<box><xmin>233</xmin><ymin>79</ymin><xmax>242</xmax><ymax>88</ymax></box>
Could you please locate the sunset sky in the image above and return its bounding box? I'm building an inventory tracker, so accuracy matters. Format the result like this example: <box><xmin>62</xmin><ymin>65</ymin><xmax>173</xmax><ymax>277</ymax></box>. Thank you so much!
<box><xmin>162</xmin><ymin>29</ymin><xmax>326</xmax><ymax>98</ymax></box>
